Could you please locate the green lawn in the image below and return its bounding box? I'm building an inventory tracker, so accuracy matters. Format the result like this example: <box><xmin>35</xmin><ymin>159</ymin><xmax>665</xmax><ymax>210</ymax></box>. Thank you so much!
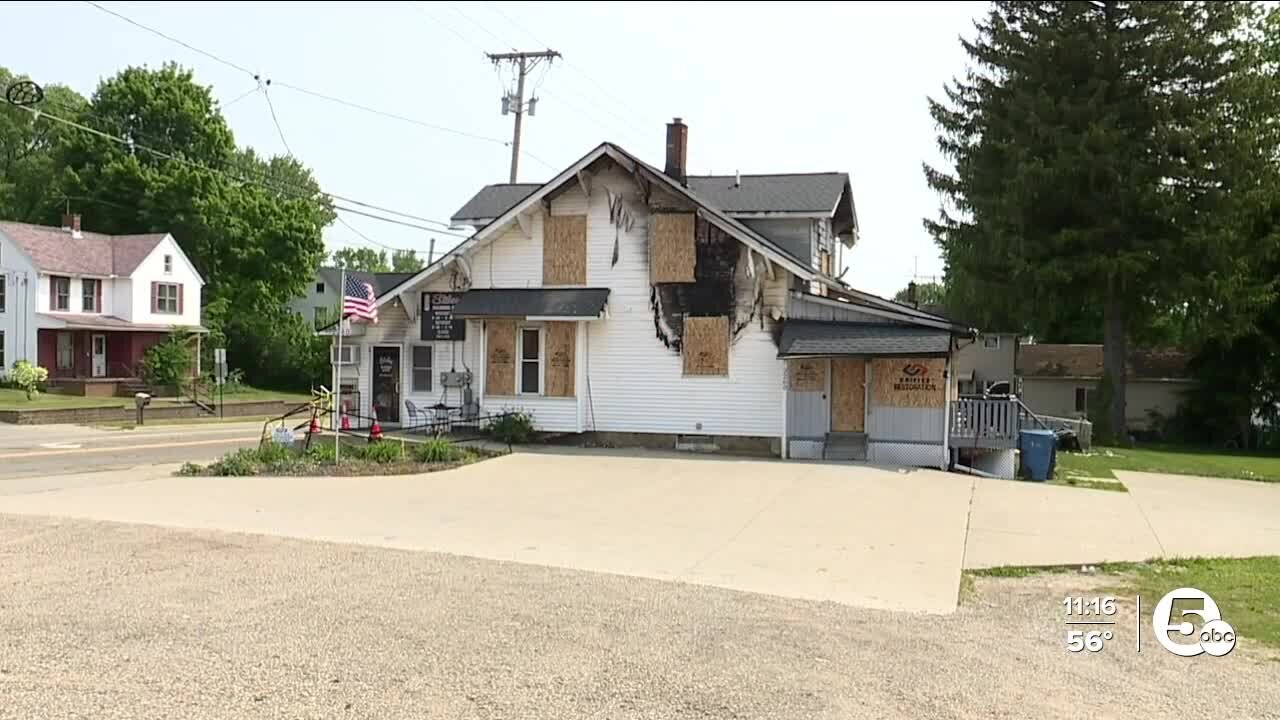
<box><xmin>1058</xmin><ymin>445</ymin><xmax>1280</xmax><ymax>483</ymax></box>
<box><xmin>216</xmin><ymin>386</ymin><xmax>313</xmax><ymax>404</ymax></box>
<box><xmin>1118</xmin><ymin>557</ymin><xmax>1280</xmax><ymax>652</ymax></box>
<box><xmin>0</xmin><ymin>388</ymin><xmax>127</xmax><ymax>410</ymax></box>
<box><xmin>969</xmin><ymin>557</ymin><xmax>1280</xmax><ymax>651</ymax></box>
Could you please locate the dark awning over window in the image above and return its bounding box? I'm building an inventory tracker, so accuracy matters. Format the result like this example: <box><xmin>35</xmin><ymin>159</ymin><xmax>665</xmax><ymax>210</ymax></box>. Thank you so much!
<box><xmin>778</xmin><ymin>320</ymin><xmax>951</xmax><ymax>357</ymax></box>
<box><xmin>451</xmin><ymin>288</ymin><xmax>611</xmax><ymax>319</ymax></box>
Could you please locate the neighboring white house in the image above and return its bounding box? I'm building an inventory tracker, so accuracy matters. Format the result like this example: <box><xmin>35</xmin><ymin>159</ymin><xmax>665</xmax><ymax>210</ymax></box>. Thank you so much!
<box><xmin>324</xmin><ymin>120</ymin><xmax>972</xmax><ymax>466</ymax></box>
<box><xmin>1019</xmin><ymin>343</ymin><xmax>1192</xmax><ymax>430</ymax></box>
<box><xmin>0</xmin><ymin>216</ymin><xmax>205</xmax><ymax>394</ymax></box>
<box><xmin>288</xmin><ymin>267</ymin><xmax>416</xmax><ymax>329</ymax></box>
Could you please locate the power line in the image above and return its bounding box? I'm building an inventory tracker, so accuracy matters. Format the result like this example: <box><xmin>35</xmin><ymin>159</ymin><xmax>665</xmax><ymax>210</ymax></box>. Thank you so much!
<box><xmin>15</xmin><ymin>102</ymin><xmax>470</xmax><ymax>237</ymax></box>
<box><xmin>222</xmin><ymin>85</ymin><xmax>260</xmax><ymax>110</ymax></box>
<box><xmin>81</xmin><ymin>0</ymin><xmax>556</xmax><ymax>171</ymax></box>
<box><xmin>261</xmin><ymin>85</ymin><xmax>294</xmax><ymax>156</ymax></box>
<box><xmin>483</xmin><ymin>2</ymin><xmax>653</xmax><ymax>135</ymax></box>
<box><xmin>82</xmin><ymin>1</ymin><xmax>256</xmax><ymax>78</ymax></box>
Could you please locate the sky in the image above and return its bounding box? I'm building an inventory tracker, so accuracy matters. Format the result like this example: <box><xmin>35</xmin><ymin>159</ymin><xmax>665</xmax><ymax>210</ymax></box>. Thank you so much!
<box><xmin>4</xmin><ymin>0</ymin><xmax>987</xmax><ymax>298</ymax></box>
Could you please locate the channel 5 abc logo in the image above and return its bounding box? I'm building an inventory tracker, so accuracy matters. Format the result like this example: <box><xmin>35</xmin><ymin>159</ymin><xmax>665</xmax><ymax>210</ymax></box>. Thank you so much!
<box><xmin>1152</xmin><ymin>587</ymin><xmax>1236</xmax><ymax>657</ymax></box>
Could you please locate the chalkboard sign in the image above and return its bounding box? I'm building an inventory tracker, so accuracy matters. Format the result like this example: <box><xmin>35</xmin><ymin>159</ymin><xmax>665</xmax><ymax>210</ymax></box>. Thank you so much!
<box><xmin>421</xmin><ymin>292</ymin><xmax>467</xmax><ymax>341</ymax></box>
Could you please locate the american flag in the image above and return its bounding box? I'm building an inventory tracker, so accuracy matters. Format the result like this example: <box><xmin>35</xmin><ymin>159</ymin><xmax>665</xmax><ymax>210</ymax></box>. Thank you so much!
<box><xmin>342</xmin><ymin>274</ymin><xmax>378</xmax><ymax>322</ymax></box>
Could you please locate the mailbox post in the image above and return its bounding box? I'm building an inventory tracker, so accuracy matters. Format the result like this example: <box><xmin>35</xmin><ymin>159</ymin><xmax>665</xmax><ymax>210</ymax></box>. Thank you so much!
<box><xmin>134</xmin><ymin>392</ymin><xmax>151</xmax><ymax>425</ymax></box>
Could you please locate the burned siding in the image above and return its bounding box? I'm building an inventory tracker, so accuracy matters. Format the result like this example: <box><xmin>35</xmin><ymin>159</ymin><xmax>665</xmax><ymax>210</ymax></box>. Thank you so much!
<box><xmin>648</xmin><ymin>216</ymin><xmax>769</xmax><ymax>353</ymax></box>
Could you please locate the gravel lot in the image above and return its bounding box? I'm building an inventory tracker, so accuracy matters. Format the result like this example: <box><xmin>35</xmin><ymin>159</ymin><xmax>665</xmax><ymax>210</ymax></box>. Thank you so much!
<box><xmin>1</xmin><ymin>514</ymin><xmax>1276</xmax><ymax>719</ymax></box>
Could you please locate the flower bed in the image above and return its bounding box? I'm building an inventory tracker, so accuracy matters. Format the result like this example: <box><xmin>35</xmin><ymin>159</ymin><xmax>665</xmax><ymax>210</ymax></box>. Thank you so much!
<box><xmin>178</xmin><ymin>436</ymin><xmax>501</xmax><ymax>477</ymax></box>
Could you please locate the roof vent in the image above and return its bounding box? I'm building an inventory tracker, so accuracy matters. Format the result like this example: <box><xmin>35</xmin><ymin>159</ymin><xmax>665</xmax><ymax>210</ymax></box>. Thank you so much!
<box><xmin>734</xmin><ymin>170</ymin><xmax>741</xmax><ymax>188</ymax></box>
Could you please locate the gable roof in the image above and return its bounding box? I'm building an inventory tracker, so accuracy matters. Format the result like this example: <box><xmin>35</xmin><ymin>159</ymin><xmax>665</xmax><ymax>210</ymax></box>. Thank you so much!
<box><xmin>384</xmin><ymin>143</ymin><xmax>820</xmax><ymax>309</ymax></box>
<box><xmin>450</xmin><ymin>183</ymin><xmax>541</xmax><ymax>224</ymax></box>
<box><xmin>1018</xmin><ymin>344</ymin><xmax>1191</xmax><ymax>380</ymax></box>
<box><xmin>316</xmin><ymin>267</ymin><xmax>417</xmax><ymax>296</ymax></box>
<box><xmin>0</xmin><ymin>221</ymin><xmax>167</xmax><ymax>276</ymax></box>
<box><xmin>686</xmin><ymin>173</ymin><xmax>849</xmax><ymax>214</ymax></box>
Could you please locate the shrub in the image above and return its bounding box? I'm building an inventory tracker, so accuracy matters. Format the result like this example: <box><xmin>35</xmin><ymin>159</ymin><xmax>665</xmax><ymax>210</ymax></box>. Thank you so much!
<box><xmin>140</xmin><ymin>331</ymin><xmax>194</xmax><ymax>387</ymax></box>
<box><xmin>207</xmin><ymin>448</ymin><xmax>260</xmax><ymax>476</ymax></box>
<box><xmin>254</xmin><ymin>441</ymin><xmax>294</xmax><ymax>465</ymax></box>
<box><xmin>9</xmin><ymin>361</ymin><xmax>49</xmax><ymax>400</ymax></box>
<box><xmin>356</xmin><ymin>441</ymin><xmax>406</xmax><ymax>464</ymax></box>
<box><xmin>413</xmin><ymin>436</ymin><xmax>459</xmax><ymax>463</ymax></box>
<box><xmin>488</xmin><ymin>410</ymin><xmax>535</xmax><ymax>444</ymax></box>
<box><xmin>178</xmin><ymin>461</ymin><xmax>205</xmax><ymax>476</ymax></box>
<box><xmin>304</xmin><ymin>441</ymin><xmax>338</xmax><ymax>465</ymax></box>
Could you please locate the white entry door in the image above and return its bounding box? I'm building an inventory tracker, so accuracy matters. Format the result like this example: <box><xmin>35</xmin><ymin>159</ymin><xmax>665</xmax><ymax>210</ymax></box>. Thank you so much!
<box><xmin>91</xmin><ymin>334</ymin><xmax>107</xmax><ymax>377</ymax></box>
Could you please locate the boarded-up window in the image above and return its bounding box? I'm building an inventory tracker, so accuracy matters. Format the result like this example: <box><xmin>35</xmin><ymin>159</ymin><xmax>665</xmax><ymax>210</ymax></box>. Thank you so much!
<box><xmin>543</xmin><ymin>214</ymin><xmax>587</xmax><ymax>285</ymax></box>
<box><xmin>544</xmin><ymin>321</ymin><xmax>576</xmax><ymax>397</ymax></box>
<box><xmin>485</xmin><ymin>319</ymin><xmax>516</xmax><ymax>396</ymax></box>
<box><xmin>651</xmin><ymin>212</ymin><xmax>696</xmax><ymax>283</ymax></box>
<box><xmin>869</xmin><ymin>357</ymin><xmax>946</xmax><ymax>408</ymax></box>
<box><xmin>682</xmin><ymin>315</ymin><xmax>729</xmax><ymax>376</ymax></box>
<box><xmin>786</xmin><ymin>358</ymin><xmax>827</xmax><ymax>392</ymax></box>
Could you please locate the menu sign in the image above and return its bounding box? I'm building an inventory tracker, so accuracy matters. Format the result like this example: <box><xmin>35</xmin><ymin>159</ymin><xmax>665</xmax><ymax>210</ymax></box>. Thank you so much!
<box><xmin>421</xmin><ymin>292</ymin><xmax>466</xmax><ymax>341</ymax></box>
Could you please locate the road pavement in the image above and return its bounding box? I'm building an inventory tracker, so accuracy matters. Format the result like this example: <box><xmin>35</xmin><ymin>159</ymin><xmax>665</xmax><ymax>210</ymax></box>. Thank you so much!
<box><xmin>0</xmin><ymin>420</ymin><xmax>263</xmax><ymax>481</ymax></box>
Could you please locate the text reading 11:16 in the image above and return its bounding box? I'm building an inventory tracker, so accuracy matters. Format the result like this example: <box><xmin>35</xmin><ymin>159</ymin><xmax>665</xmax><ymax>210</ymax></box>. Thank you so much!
<box><xmin>1063</xmin><ymin>596</ymin><xmax>1116</xmax><ymax>616</ymax></box>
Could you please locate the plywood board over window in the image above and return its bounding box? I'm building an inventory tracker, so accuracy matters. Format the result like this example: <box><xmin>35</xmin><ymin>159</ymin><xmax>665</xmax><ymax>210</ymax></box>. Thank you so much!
<box><xmin>786</xmin><ymin>358</ymin><xmax>827</xmax><ymax>392</ymax></box>
<box><xmin>682</xmin><ymin>315</ymin><xmax>729</xmax><ymax>376</ymax></box>
<box><xmin>650</xmin><ymin>212</ymin><xmax>696</xmax><ymax>283</ymax></box>
<box><xmin>544</xmin><ymin>321</ymin><xmax>576</xmax><ymax>397</ymax></box>
<box><xmin>870</xmin><ymin>357</ymin><xmax>946</xmax><ymax>408</ymax></box>
<box><xmin>543</xmin><ymin>214</ymin><xmax>587</xmax><ymax>285</ymax></box>
<box><xmin>486</xmin><ymin>319</ymin><xmax>516</xmax><ymax>396</ymax></box>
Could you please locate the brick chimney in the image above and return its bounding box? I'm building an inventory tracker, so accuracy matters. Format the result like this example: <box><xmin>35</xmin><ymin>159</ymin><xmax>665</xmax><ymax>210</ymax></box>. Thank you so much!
<box><xmin>664</xmin><ymin>117</ymin><xmax>688</xmax><ymax>185</ymax></box>
<box><xmin>61</xmin><ymin>213</ymin><xmax>82</xmax><ymax>238</ymax></box>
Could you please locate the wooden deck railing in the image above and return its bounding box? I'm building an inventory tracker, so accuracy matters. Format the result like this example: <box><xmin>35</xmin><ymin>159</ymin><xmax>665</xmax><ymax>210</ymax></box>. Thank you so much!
<box><xmin>949</xmin><ymin>397</ymin><xmax>1021</xmax><ymax>450</ymax></box>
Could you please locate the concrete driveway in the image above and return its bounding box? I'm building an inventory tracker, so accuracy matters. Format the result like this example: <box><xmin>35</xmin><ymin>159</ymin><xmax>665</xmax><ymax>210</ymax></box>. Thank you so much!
<box><xmin>1</xmin><ymin>448</ymin><xmax>1277</xmax><ymax>614</ymax></box>
<box><xmin>0</xmin><ymin>451</ymin><xmax>974</xmax><ymax>614</ymax></box>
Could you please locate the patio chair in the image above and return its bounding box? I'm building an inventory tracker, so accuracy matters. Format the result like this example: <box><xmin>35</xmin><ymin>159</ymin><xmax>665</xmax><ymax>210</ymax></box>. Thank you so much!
<box><xmin>404</xmin><ymin>399</ymin><xmax>424</xmax><ymax>432</ymax></box>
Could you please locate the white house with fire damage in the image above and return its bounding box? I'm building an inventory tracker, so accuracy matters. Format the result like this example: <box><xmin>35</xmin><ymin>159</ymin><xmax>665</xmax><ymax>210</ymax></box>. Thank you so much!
<box><xmin>325</xmin><ymin>120</ymin><xmax>1019</xmax><ymax>469</ymax></box>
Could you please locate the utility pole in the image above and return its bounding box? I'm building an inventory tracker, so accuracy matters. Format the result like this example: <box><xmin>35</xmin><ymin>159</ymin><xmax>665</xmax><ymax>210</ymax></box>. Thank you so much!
<box><xmin>487</xmin><ymin>49</ymin><xmax>560</xmax><ymax>182</ymax></box>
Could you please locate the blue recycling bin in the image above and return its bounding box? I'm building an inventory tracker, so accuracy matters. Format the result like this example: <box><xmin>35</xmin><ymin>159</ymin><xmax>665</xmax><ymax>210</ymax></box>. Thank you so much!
<box><xmin>1019</xmin><ymin>429</ymin><xmax>1057</xmax><ymax>481</ymax></box>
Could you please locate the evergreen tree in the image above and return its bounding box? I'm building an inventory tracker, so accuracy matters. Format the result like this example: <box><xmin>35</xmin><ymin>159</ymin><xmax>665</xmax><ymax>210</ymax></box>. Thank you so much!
<box><xmin>926</xmin><ymin>1</ymin><xmax>1280</xmax><ymax>441</ymax></box>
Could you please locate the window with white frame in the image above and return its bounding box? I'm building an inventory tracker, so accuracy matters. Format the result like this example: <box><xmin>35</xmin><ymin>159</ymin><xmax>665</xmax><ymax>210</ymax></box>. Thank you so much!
<box><xmin>518</xmin><ymin>327</ymin><xmax>542</xmax><ymax>394</ymax></box>
<box><xmin>52</xmin><ymin>276</ymin><xmax>70</xmax><ymax>311</ymax></box>
<box><xmin>155</xmin><ymin>283</ymin><xmax>179</xmax><ymax>314</ymax></box>
<box><xmin>315</xmin><ymin>281</ymin><xmax>325</xmax><ymax>294</ymax></box>
<box><xmin>983</xmin><ymin>335</ymin><xmax>1001</xmax><ymax>350</ymax></box>
<box><xmin>82</xmin><ymin>278</ymin><xmax>100</xmax><ymax>313</ymax></box>
<box><xmin>412</xmin><ymin>345</ymin><xmax>433</xmax><ymax>393</ymax></box>
<box><xmin>163</xmin><ymin>254</ymin><xmax>173</xmax><ymax>274</ymax></box>
<box><xmin>331</xmin><ymin>344</ymin><xmax>357</xmax><ymax>365</ymax></box>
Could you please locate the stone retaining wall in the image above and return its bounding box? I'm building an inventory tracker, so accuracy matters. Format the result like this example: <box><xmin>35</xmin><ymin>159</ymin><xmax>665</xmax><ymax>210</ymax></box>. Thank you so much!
<box><xmin>0</xmin><ymin>400</ymin><xmax>296</xmax><ymax>426</ymax></box>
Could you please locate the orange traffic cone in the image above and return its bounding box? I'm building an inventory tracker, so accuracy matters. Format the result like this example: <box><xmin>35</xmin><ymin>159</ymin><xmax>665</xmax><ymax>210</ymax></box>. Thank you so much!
<box><xmin>369</xmin><ymin>419</ymin><xmax>383</xmax><ymax>442</ymax></box>
<box><xmin>341</xmin><ymin>412</ymin><xmax>351</xmax><ymax>431</ymax></box>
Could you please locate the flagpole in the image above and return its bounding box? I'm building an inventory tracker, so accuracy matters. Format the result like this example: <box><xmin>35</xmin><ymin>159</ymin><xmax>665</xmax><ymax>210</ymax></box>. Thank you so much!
<box><xmin>334</xmin><ymin>266</ymin><xmax>344</xmax><ymax>464</ymax></box>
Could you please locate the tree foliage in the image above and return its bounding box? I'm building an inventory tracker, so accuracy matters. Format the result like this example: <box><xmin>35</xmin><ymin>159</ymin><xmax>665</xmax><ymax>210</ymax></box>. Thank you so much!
<box><xmin>331</xmin><ymin>247</ymin><xmax>389</xmax><ymax>272</ymax></box>
<box><xmin>925</xmin><ymin>1</ymin><xmax>1280</xmax><ymax>440</ymax></box>
<box><xmin>892</xmin><ymin>281</ymin><xmax>947</xmax><ymax>307</ymax></box>
<box><xmin>391</xmin><ymin>248</ymin><xmax>425</xmax><ymax>272</ymax></box>
<box><xmin>139</xmin><ymin>331</ymin><xmax>194</xmax><ymax>387</ymax></box>
<box><xmin>1</xmin><ymin>63</ymin><xmax>337</xmax><ymax>391</ymax></box>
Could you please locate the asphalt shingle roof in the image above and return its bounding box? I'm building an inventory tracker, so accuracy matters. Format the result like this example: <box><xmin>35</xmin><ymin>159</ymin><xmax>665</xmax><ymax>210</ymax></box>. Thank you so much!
<box><xmin>685</xmin><ymin>173</ymin><xmax>849</xmax><ymax>214</ymax></box>
<box><xmin>451</xmin><ymin>288</ymin><xmax>611</xmax><ymax>318</ymax></box>
<box><xmin>778</xmin><ymin>320</ymin><xmax>951</xmax><ymax>357</ymax></box>
<box><xmin>1018</xmin><ymin>344</ymin><xmax>1190</xmax><ymax>380</ymax></box>
<box><xmin>450</xmin><ymin>184</ymin><xmax>541</xmax><ymax>223</ymax></box>
<box><xmin>0</xmin><ymin>221</ymin><xmax>167</xmax><ymax>276</ymax></box>
<box><xmin>316</xmin><ymin>267</ymin><xmax>417</xmax><ymax>296</ymax></box>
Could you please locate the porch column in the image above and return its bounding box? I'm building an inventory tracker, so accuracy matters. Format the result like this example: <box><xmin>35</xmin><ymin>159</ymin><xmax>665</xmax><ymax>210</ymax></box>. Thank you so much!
<box><xmin>195</xmin><ymin>333</ymin><xmax>202</xmax><ymax>377</ymax></box>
